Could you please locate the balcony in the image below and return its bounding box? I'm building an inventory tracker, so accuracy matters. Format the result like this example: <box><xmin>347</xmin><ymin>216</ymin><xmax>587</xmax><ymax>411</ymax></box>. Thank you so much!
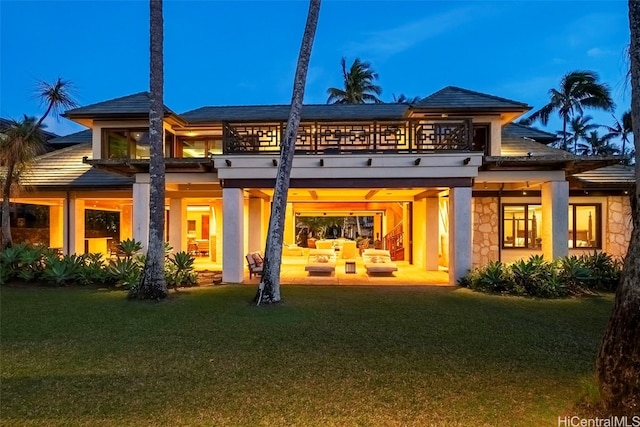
<box><xmin>222</xmin><ymin>119</ymin><xmax>473</xmax><ymax>155</ymax></box>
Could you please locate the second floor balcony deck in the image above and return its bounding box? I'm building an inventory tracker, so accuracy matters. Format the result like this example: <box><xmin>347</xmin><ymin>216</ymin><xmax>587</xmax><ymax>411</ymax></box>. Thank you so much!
<box><xmin>222</xmin><ymin>118</ymin><xmax>474</xmax><ymax>155</ymax></box>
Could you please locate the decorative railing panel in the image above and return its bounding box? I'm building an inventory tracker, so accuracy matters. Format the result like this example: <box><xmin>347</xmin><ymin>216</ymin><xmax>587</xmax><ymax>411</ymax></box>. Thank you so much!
<box><xmin>223</xmin><ymin>119</ymin><xmax>472</xmax><ymax>154</ymax></box>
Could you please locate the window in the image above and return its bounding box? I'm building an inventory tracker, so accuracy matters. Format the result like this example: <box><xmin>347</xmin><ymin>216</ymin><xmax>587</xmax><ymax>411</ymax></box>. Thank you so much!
<box><xmin>473</xmin><ymin>124</ymin><xmax>490</xmax><ymax>153</ymax></box>
<box><xmin>176</xmin><ymin>137</ymin><xmax>222</xmax><ymax>158</ymax></box>
<box><xmin>85</xmin><ymin>209</ymin><xmax>120</xmax><ymax>239</ymax></box>
<box><xmin>569</xmin><ymin>204</ymin><xmax>600</xmax><ymax>249</ymax></box>
<box><xmin>102</xmin><ymin>128</ymin><xmax>150</xmax><ymax>159</ymax></box>
<box><xmin>164</xmin><ymin>131</ymin><xmax>175</xmax><ymax>157</ymax></box>
<box><xmin>502</xmin><ymin>204</ymin><xmax>542</xmax><ymax>249</ymax></box>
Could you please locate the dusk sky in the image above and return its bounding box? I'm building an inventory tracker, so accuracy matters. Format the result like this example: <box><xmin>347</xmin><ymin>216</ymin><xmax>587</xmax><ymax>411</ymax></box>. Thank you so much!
<box><xmin>0</xmin><ymin>1</ymin><xmax>631</xmax><ymax>138</ymax></box>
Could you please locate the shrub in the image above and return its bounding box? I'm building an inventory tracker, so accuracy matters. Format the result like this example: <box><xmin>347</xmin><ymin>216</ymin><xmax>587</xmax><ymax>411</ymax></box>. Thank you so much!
<box><xmin>41</xmin><ymin>254</ymin><xmax>85</xmax><ymax>286</ymax></box>
<box><xmin>580</xmin><ymin>251</ymin><xmax>621</xmax><ymax>291</ymax></box>
<box><xmin>466</xmin><ymin>261</ymin><xmax>510</xmax><ymax>294</ymax></box>
<box><xmin>106</xmin><ymin>257</ymin><xmax>143</xmax><ymax>290</ymax></box>
<box><xmin>165</xmin><ymin>251</ymin><xmax>198</xmax><ymax>289</ymax></box>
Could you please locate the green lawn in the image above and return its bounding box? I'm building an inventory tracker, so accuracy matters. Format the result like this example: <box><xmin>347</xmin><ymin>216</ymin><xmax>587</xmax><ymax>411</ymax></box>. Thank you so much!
<box><xmin>1</xmin><ymin>285</ymin><xmax>612</xmax><ymax>426</ymax></box>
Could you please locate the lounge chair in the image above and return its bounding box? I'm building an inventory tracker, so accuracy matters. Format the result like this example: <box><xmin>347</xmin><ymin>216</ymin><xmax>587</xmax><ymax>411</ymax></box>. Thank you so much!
<box><xmin>246</xmin><ymin>252</ymin><xmax>264</xmax><ymax>279</ymax></box>
<box><xmin>362</xmin><ymin>249</ymin><xmax>398</xmax><ymax>275</ymax></box>
<box><xmin>304</xmin><ymin>249</ymin><xmax>336</xmax><ymax>275</ymax></box>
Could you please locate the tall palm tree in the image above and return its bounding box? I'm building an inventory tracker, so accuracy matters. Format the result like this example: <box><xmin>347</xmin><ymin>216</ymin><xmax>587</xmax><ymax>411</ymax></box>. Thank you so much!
<box><xmin>559</xmin><ymin>115</ymin><xmax>599</xmax><ymax>154</ymax></box>
<box><xmin>596</xmin><ymin>0</ymin><xmax>640</xmax><ymax>414</ymax></box>
<box><xmin>326</xmin><ymin>57</ymin><xmax>382</xmax><ymax>104</ymax></box>
<box><xmin>256</xmin><ymin>0</ymin><xmax>321</xmax><ymax>305</ymax></box>
<box><xmin>1</xmin><ymin>79</ymin><xmax>76</xmax><ymax>249</ymax></box>
<box><xmin>604</xmin><ymin>110</ymin><xmax>632</xmax><ymax>158</ymax></box>
<box><xmin>131</xmin><ymin>0</ymin><xmax>168</xmax><ymax>300</ymax></box>
<box><xmin>521</xmin><ymin>70</ymin><xmax>614</xmax><ymax>151</ymax></box>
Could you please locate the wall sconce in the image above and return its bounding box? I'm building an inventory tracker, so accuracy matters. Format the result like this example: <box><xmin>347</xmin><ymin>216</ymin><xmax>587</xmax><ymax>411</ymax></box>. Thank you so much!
<box><xmin>225</xmin><ymin>159</ymin><xmax>232</xmax><ymax>167</ymax></box>
<box><xmin>272</xmin><ymin>159</ymin><xmax>278</xmax><ymax>167</ymax></box>
<box><xmin>367</xmin><ymin>158</ymin><xmax>372</xmax><ymax>166</ymax></box>
<box><xmin>463</xmin><ymin>157</ymin><xmax>471</xmax><ymax>165</ymax></box>
<box><xmin>414</xmin><ymin>158</ymin><xmax>421</xmax><ymax>165</ymax></box>
<box><xmin>319</xmin><ymin>159</ymin><xmax>324</xmax><ymax>166</ymax></box>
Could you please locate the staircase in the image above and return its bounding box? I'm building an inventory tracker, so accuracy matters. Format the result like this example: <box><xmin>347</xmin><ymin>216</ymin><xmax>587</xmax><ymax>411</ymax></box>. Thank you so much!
<box><xmin>384</xmin><ymin>223</ymin><xmax>404</xmax><ymax>261</ymax></box>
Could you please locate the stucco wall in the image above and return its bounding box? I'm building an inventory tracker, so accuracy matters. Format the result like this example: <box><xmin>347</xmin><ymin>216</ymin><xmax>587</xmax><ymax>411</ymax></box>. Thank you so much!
<box><xmin>472</xmin><ymin>197</ymin><xmax>499</xmax><ymax>267</ymax></box>
<box><xmin>605</xmin><ymin>195</ymin><xmax>632</xmax><ymax>259</ymax></box>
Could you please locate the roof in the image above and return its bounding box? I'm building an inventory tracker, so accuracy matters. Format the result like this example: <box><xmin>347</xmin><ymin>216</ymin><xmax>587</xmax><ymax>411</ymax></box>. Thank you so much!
<box><xmin>415</xmin><ymin>86</ymin><xmax>530</xmax><ymax>110</ymax></box>
<box><xmin>500</xmin><ymin>134</ymin><xmax>575</xmax><ymax>159</ymax></box>
<box><xmin>48</xmin><ymin>129</ymin><xmax>92</xmax><ymax>146</ymax></box>
<box><xmin>503</xmin><ymin>123</ymin><xmax>558</xmax><ymax>143</ymax></box>
<box><xmin>16</xmin><ymin>143</ymin><xmax>133</xmax><ymax>188</ymax></box>
<box><xmin>572</xmin><ymin>164</ymin><xmax>635</xmax><ymax>187</ymax></box>
<box><xmin>181</xmin><ymin>103</ymin><xmax>409</xmax><ymax>123</ymax></box>
<box><xmin>64</xmin><ymin>92</ymin><xmax>177</xmax><ymax>118</ymax></box>
<box><xmin>0</xmin><ymin>117</ymin><xmax>59</xmax><ymax>141</ymax></box>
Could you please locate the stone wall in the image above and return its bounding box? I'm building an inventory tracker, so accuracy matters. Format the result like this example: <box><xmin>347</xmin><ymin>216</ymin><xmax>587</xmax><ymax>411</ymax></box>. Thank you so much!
<box><xmin>605</xmin><ymin>196</ymin><xmax>632</xmax><ymax>259</ymax></box>
<box><xmin>472</xmin><ymin>197</ymin><xmax>499</xmax><ymax>268</ymax></box>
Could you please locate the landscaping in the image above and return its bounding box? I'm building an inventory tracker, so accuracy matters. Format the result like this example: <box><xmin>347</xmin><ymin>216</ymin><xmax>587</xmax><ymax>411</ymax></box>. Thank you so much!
<box><xmin>1</xmin><ymin>285</ymin><xmax>613</xmax><ymax>426</ymax></box>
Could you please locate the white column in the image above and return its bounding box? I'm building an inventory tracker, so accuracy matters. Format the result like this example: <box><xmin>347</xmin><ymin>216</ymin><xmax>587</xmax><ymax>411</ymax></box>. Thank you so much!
<box><xmin>49</xmin><ymin>203</ymin><xmax>64</xmax><ymax>250</ymax></box>
<box><xmin>542</xmin><ymin>180</ymin><xmax>569</xmax><ymax>260</ymax></box>
<box><xmin>448</xmin><ymin>187</ymin><xmax>472</xmax><ymax>285</ymax></box>
<box><xmin>68</xmin><ymin>198</ymin><xmax>85</xmax><ymax>255</ymax></box>
<box><xmin>169</xmin><ymin>198</ymin><xmax>187</xmax><ymax>253</ymax></box>
<box><xmin>248</xmin><ymin>198</ymin><xmax>264</xmax><ymax>253</ymax></box>
<box><xmin>425</xmin><ymin>198</ymin><xmax>440</xmax><ymax>271</ymax></box>
<box><xmin>402</xmin><ymin>202</ymin><xmax>410</xmax><ymax>262</ymax></box>
<box><xmin>412</xmin><ymin>199</ymin><xmax>426</xmax><ymax>269</ymax></box>
<box><xmin>133</xmin><ymin>182</ymin><xmax>150</xmax><ymax>251</ymax></box>
<box><xmin>222</xmin><ymin>187</ymin><xmax>244</xmax><ymax>283</ymax></box>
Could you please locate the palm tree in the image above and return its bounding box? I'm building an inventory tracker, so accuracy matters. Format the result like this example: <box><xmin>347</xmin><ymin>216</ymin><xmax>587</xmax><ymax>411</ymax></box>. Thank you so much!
<box><xmin>255</xmin><ymin>0</ymin><xmax>321</xmax><ymax>305</ymax></box>
<box><xmin>579</xmin><ymin>130</ymin><xmax>617</xmax><ymax>156</ymax></box>
<box><xmin>131</xmin><ymin>0</ymin><xmax>167</xmax><ymax>300</ymax></box>
<box><xmin>521</xmin><ymin>70</ymin><xmax>614</xmax><ymax>151</ymax></box>
<box><xmin>1</xmin><ymin>79</ymin><xmax>76</xmax><ymax>249</ymax></box>
<box><xmin>604</xmin><ymin>110</ymin><xmax>632</xmax><ymax>159</ymax></box>
<box><xmin>596</xmin><ymin>0</ymin><xmax>640</xmax><ymax>414</ymax></box>
<box><xmin>559</xmin><ymin>115</ymin><xmax>599</xmax><ymax>154</ymax></box>
<box><xmin>326</xmin><ymin>58</ymin><xmax>382</xmax><ymax>104</ymax></box>
<box><xmin>392</xmin><ymin>93</ymin><xmax>421</xmax><ymax>104</ymax></box>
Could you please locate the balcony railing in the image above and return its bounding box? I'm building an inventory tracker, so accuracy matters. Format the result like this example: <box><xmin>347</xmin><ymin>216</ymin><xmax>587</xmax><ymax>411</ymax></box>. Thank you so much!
<box><xmin>222</xmin><ymin>119</ymin><xmax>472</xmax><ymax>154</ymax></box>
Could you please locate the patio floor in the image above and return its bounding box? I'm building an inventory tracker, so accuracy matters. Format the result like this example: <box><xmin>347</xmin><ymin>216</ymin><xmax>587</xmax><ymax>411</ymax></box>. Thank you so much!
<box><xmin>194</xmin><ymin>254</ymin><xmax>450</xmax><ymax>286</ymax></box>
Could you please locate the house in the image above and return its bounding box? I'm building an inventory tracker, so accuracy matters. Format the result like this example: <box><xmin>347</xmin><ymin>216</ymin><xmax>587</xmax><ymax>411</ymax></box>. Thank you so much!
<box><xmin>3</xmin><ymin>87</ymin><xmax>634</xmax><ymax>284</ymax></box>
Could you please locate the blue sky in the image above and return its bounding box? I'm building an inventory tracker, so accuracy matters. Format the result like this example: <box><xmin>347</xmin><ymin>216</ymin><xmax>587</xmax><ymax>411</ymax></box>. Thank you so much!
<box><xmin>0</xmin><ymin>0</ymin><xmax>631</xmax><ymax>138</ymax></box>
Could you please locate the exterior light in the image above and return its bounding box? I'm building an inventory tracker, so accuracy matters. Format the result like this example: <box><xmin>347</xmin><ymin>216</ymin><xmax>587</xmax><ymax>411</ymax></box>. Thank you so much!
<box><xmin>319</xmin><ymin>159</ymin><xmax>324</xmax><ymax>166</ymax></box>
<box><xmin>225</xmin><ymin>159</ymin><xmax>232</xmax><ymax>167</ymax></box>
<box><xmin>414</xmin><ymin>158</ymin><xmax>421</xmax><ymax>165</ymax></box>
<box><xmin>272</xmin><ymin>159</ymin><xmax>278</xmax><ymax>167</ymax></box>
<box><xmin>367</xmin><ymin>158</ymin><xmax>372</xmax><ymax>166</ymax></box>
<box><xmin>463</xmin><ymin>157</ymin><xmax>471</xmax><ymax>165</ymax></box>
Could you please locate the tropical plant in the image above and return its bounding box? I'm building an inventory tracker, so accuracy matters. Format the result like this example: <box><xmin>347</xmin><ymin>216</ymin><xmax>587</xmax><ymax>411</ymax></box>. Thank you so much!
<box><xmin>521</xmin><ymin>70</ymin><xmax>614</xmax><ymax>151</ymax></box>
<box><xmin>107</xmin><ymin>257</ymin><xmax>143</xmax><ymax>290</ymax></box>
<box><xmin>392</xmin><ymin>93</ymin><xmax>421</xmax><ymax>104</ymax></box>
<box><xmin>131</xmin><ymin>0</ymin><xmax>168</xmax><ymax>300</ymax></box>
<box><xmin>1</xmin><ymin>78</ymin><xmax>76</xmax><ymax>249</ymax></box>
<box><xmin>597</xmin><ymin>9</ymin><xmax>640</xmax><ymax>407</ymax></box>
<box><xmin>41</xmin><ymin>254</ymin><xmax>84</xmax><ymax>286</ymax></box>
<box><xmin>117</xmin><ymin>238</ymin><xmax>143</xmax><ymax>260</ymax></box>
<box><xmin>579</xmin><ymin>131</ymin><xmax>618</xmax><ymax>156</ymax></box>
<box><xmin>557</xmin><ymin>115</ymin><xmax>599</xmax><ymax>154</ymax></box>
<box><xmin>165</xmin><ymin>251</ymin><xmax>197</xmax><ymax>289</ymax></box>
<box><xmin>326</xmin><ymin>57</ymin><xmax>382</xmax><ymax>104</ymax></box>
<box><xmin>255</xmin><ymin>0</ymin><xmax>321</xmax><ymax>305</ymax></box>
<box><xmin>76</xmin><ymin>253</ymin><xmax>111</xmax><ymax>286</ymax></box>
<box><xmin>557</xmin><ymin>256</ymin><xmax>592</xmax><ymax>295</ymax></box>
<box><xmin>581</xmin><ymin>251</ymin><xmax>621</xmax><ymax>291</ymax></box>
<box><xmin>604</xmin><ymin>110</ymin><xmax>632</xmax><ymax>160</ymax></box>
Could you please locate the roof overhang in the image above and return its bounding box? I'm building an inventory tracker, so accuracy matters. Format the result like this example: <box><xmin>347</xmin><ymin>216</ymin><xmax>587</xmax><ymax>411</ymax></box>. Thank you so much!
<box><xmin>483</xmin><ymin>156</ymin><xmax>622</xmax><ymax>174</ymax></box>
<box><xmin>63</xmin><ymin>112</ymin><xmax>187</xmax><ymax>128</ymax></box>
<box><xmin>84</xmin><ymin>157</ymin><xmax>215</xmax><ymax>176</ymax></box>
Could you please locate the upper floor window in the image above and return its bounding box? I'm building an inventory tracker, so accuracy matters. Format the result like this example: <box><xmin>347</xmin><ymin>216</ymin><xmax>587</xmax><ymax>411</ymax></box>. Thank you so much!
<box><xmin>103</xmin><ymin>128</ymin><xmax>149</xmax><ymax>159</ymax></box>
<box><xmin>175</xmin><ymin>137</ymin><xmax>223</xmax><ymax>158</ymax></box>
<box><xmin>473</xmin><ymin>124</ymin><xmax>490</xmax><ymax>153</ymax></box>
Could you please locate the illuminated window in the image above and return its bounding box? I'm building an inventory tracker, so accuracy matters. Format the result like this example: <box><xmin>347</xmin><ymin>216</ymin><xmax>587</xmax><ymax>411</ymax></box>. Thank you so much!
<box><xmin>102</xmin><ymin>128</ymin><xmax>149</xmax><ymax>159</ymax></box>
<box><xmin>502</xmin><ymin>204</ymin><xmax>542</xmax><ymax>249</ymax></box>
<box><xmin>569</xmin><ymin>204</ymin><xmax>600</xmax><ymax>249</ymax></box>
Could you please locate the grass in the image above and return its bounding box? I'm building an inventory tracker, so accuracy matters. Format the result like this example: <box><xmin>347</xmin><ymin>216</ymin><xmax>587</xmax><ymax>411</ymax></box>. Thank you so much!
<box><xmin>0</xmin><ymin>285</ymin><xmax>613</xmax><ymax>426</ymax></box>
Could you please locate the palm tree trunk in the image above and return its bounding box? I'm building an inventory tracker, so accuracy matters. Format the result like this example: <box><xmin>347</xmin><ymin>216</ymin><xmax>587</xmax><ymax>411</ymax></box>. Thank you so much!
<box><xmin>595</xmin><ymin>0</ymin><xmax>640</xmax><ymax>414</ymax></box>
<box><xmin>131</xmin><ymin>0</ymin><xmax>167</xmax><ymax>300</ymax></box>
<box><xmin>256</xmin><ymin>0</ymin><xmax>321</xmax><ymax>304</ymax></box>
<box><xmin>1</xmin><ymin>160</ymin><xmax>16</xmax><ymax>248</ymax></box>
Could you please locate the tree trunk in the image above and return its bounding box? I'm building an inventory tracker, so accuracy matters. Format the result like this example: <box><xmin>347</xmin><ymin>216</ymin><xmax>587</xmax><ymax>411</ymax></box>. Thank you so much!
<box><xmin>1</xmin><ymin>160</ymin><xmax>16</xmax><ymax>248</ymax></box>
<box><xmin>131</xmin><ymin>0</ymin><xmax>167</xmax><ymax>300</ymax></box>
<box><xmin>256</xmin><ymin>0</ymin><xmax>321</xmax><ymax>305</ymax></box>
<box><xmin>595</xmin><ymin>0</ymin><xmax>640</xmax><ymax>415</ymax></box>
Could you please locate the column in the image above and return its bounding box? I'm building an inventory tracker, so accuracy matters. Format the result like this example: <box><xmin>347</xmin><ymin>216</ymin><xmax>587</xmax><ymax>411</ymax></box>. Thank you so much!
<box><xmin>133</xmin><ymin>182</ymin><xmax>150</xmax><ymax>251</ymax></box>
<box><xmin>120</xmin><ymin>204</ymin><xmax>133</xmax><ymax>241</ymax></box>
<box><xmin>248</xmin><ymin>198</ymin><xmax>265</xmax><ymax>253</ymax></box>
<box><xmin>222</xmin><ymin>187</ymin><xmax>244</xmax><ymax>283</ymax></box>
<box><xmin>448</xmin><ymin>187</ymin><xmax>472</xmax><ymax>285</ymax></box>
<box><xmin>212</xmin><ymin>201</ymin><xmax>223</xmax><ymax>263</ymax></box>
<box><xmin>49</xmin><ymin>203</ymin><xmax>64</xmax><ymax>250</ymax></box>
<box><xmin>283</xmin><ymin>202</ymin><xmax>295</xmax><ymax>245</ymax></box>
<box><xmin>412</xmin><ymin>199</ymin><xmax>426</xmax><ymax>269</ymax></box>
<box><xmin>169</xmin><ymin>198</ymin><xmax>187</xmax><ymax>253</ymax></box>
<box><xmin>542</xmin><ymin>180</ymin><xmax>569</xmax><ymax>260</ymax></box>
<box><xmin>425</xmin><ymin>198</ymin><xmax>440</xmax><ymax>271</ymax></box>
<box><xmin>68</xmin><ymin>198</ymin><xmax>85</xmax><ymax>255</ymax></box>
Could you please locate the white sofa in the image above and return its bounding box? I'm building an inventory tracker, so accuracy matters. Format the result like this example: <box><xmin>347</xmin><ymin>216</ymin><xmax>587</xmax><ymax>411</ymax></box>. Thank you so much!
<box><xmin>304</xmin><ymin>249</ymin><xmax>337</xmax><ymax>275</ymax></box>
<box><xmin>362</xmin><ymin>249</ymin><xmax>398</xmax><ymax>275</ymax></box>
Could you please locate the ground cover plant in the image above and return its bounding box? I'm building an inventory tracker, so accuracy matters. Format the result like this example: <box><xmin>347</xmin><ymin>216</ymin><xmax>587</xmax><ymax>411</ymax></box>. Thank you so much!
<box><xmin>459</xmin><ymin>252</ymin><xmax>622</xmax><ymax>297</ymax></box>
<box><xmin>1</xmin><ymin>285</ymin><xmax>613</xmax><ymax>426</ymax></box>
